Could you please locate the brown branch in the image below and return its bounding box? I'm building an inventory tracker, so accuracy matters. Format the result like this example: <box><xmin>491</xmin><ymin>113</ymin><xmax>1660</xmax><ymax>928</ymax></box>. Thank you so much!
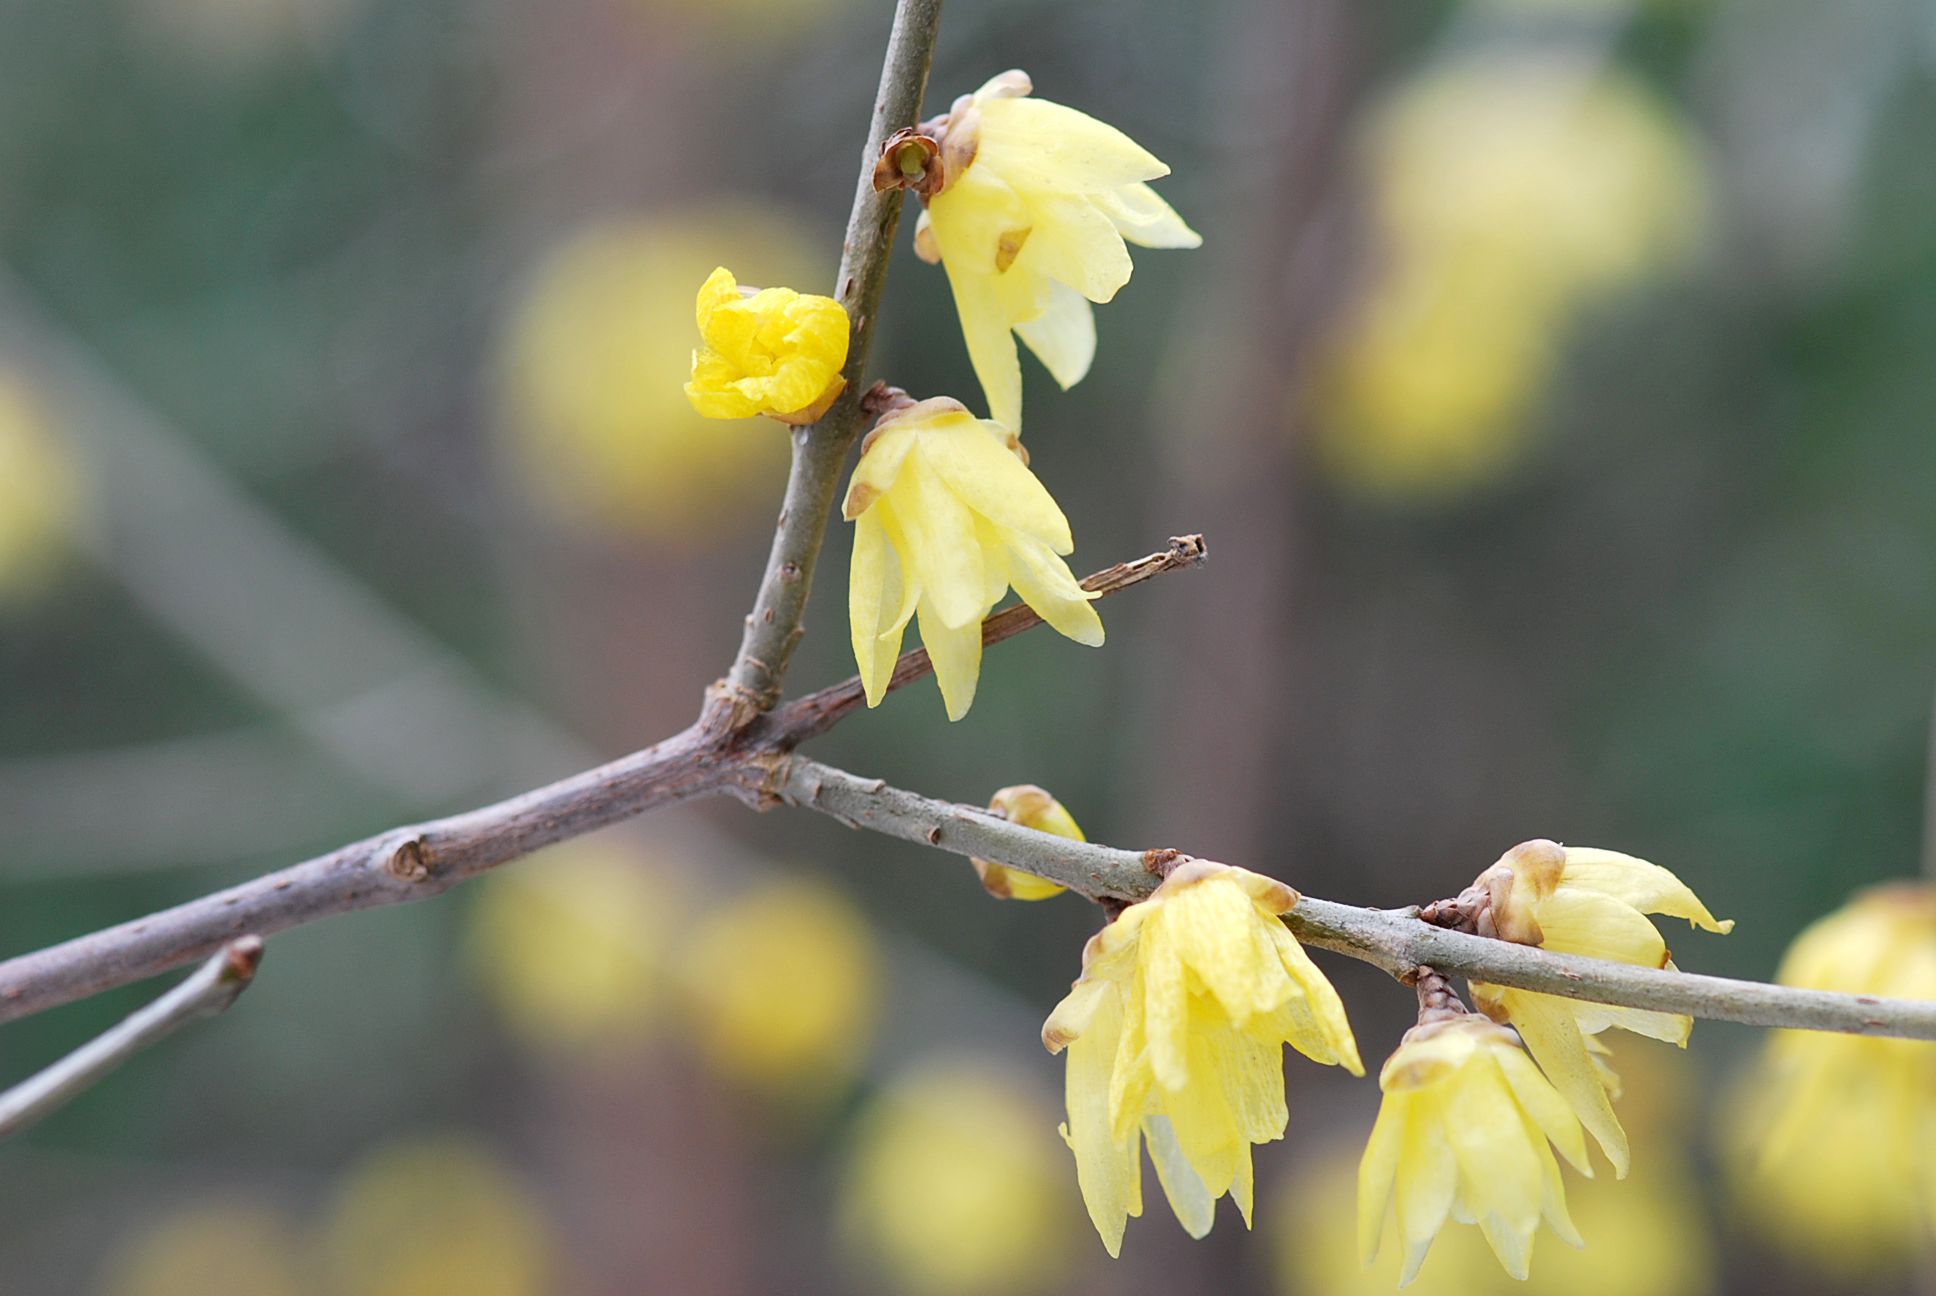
<box><xmin>759</xmin><ymin>533</ymin><xmax>1208</xmax><ymax>747</ymax></box>
<box><xmin>0</xmin><ymin>938</ymin><xmax>263</xmax><ymax>1141</ymax></box>
<box><xmin>748</xmin><ymin>754</ymin><xmax>1936</xmax><ymax>1042</ymax></box>
<box><xmin>719</xmin><ymin>0</ymin><xmax>945</xmax><ymax>717</ymax></box>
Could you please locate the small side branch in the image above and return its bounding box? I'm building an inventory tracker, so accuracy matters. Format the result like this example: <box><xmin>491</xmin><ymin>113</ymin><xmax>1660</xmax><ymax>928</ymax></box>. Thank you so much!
<box><xmin>756</xmin><ymin>753</ymin><xmax>1936</xmax><ymax>1043</ymax></box>
<box><xmin>0</xmin><ymin>937</ymin><xmax>263</xmax><ymax>1142</ymax></box>
<box><xmin>762</xmin><ymin>534</ymin><xmax>1208</xmax><ymax>746</ymax></box>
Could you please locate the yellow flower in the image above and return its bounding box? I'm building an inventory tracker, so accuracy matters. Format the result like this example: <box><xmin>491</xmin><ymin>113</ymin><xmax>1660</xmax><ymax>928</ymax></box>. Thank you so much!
<box><xmin>1041</xmin><ymin>860</ymin><xmax>1361</xmax><ymax>1256</ymax></box>
<box><xmin>684</xmin><ymin>266</ymin><xmax>849</xmax><ymax>422</ymax></box>
<box><xmin>677</xmin><ymin>878</ymin><xmax>879</xmax><ymax>1105</ymax></box>
<box><xmin>916</xmin><ymin>70</ymin><xmax>1199</xmax><ymax>431</ymax></box>
<box><xmin>839</xmin><ymin>1057</ymin><xmax>1075</xmax><ymax>1296</ymax></box>
<box><xmin>1359</xmin><ymin>1015</ymin><xmax>1589</xmax><ymax>1285</ymax></box>
<box><xmin>1727</xmin><ymin>883</ymin><xmax>1936</xmax><ymax>1277</ymax></box>
<box><xmin>1464</xmin><ymin>841</ymin><xmax>1732</xmax><ymax>1175</ymax></box>
<box><xmin>971</xmin><ymin>783</ymin><xmax>1083</xmax><ymax>900</ymax></box>
<box><xmin>843</xmin><ymin>397</ymin><xmax>1102</xmax><ymax>720</ymax></box>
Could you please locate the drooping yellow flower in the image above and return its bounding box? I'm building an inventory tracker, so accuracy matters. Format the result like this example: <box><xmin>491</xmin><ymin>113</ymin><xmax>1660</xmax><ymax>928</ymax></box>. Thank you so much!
<box><xmin>913</xmin><ymin>70</ymin><xmax>1199</xmax><ymax>432</ymax></box>
<box><xmin>838</xmin><ymin>1057</ymin><xmax>1076</xmax><ymax>1296</ymax></box>
<box><xmin>676</xmin><ymin>878</ymin><xmax>879</xmax><ymax>1105</ymax></box>
<box><xmin>1463</xmin><ymin>840</ymin><xmax>1732</xmax><ymax>1175</ymax></box>
<box><xmin>1041</xmin><ymin>860</ymin><xmax>1361</xmax><ymax>1256</ymax></box>
<box><xmin>1727</xmin><ymin>883</ymin><xmax>1936</xmax><ymax>1277</ymax></box>
<box><xmin>843</xmin><ymin>397</ymin><xmax>1101</xmax><ymax>720</ymax></box>
<box><xmin>970</xmin><ymin>783</ymin><xmax>1083</xmax><ymax>900</ymax></box>
<box><xmin>1359</xmin><ymin>1015</ymin><xmax>1589</xmax><ymax>1285</ymax></box>
<box><xmin>684</xmin><ymin>266</ymin><xmax>849</xmax><ymax>422</ymax></box>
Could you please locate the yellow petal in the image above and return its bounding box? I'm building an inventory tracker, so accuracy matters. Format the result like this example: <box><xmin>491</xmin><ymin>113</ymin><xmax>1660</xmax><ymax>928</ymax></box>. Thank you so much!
<box><xmin>842</xmin><ymin>425</ymin><xmax>917</xmax><ymax>519</ymax></box>
<box><xmin>1394</xmin><ymin>1100</ymin><xmax>1456</xmax><ymax>1284</ymax></box>
<box><xmin>1006</xmin><ymin>531</ymin><xmax>1106</xmax><ymax>647</ymax></box>
<box><xmin>892</xmin><ymin>458</ymin><xmax>987</xmax><ymax>629</ymax></box>
<box><xmin>1013</xmin><ymin>280</ymin><xmax>1097</xmax><ymax>389</ymax></box>
<box><xmin>1358</xmin><ymin>1098</ymin><xmax>1404</xmax><ymax>1263</ymax></box>
<box><xmin>917</xmin><ymin>597</ymin><xmax>983</xmax><ymax>722</ymax></box>
<box><xmin>1569</xmin><ymin>997</ymin><xmax>1693</xmax><ymax>1047</ymax></box>
<box><xmin>1265</xmin><ymin>923</ymin><xmax>1364</xmax><ymax>1075</ymax></box>
<box><xmin>938</xmin><ymin>264</ymin><xmax>1026</xmax><ymax>431</ymax></box>
<box><xmin>1096</xmin><ymin>182</ymin><xmax>1203</xmax><ymax>249</ymax></box>
<box><xmin>1013</xmin><ymin>189</ymin><xmax>1135</xmax><ymax>303</ymax></box>
<box><xmin>1536</xmin><ymin>887</ymin><xmax>1669</xmax><ymax>968</ymax></box>
<box><xmin>1559</xmin><ymin>847</ymin><xmax>1734</xmax><ymax>933</ymax></box>
<box><xmin>1042</xmin><ymin>976</ymin><xmax>1111</xmax><ymax>1054</ymax></box>
<box><xmin>975</xmin><ymin>96</ymin><xmax>1171</xmax><ymax>191</ymax></box>
<box><xmin>1495</xmin><ymin>988</ymin><xmax>1630</xmax><ymax>1177</ymax></box>
<box><xmin>848</xmin><ymin>506</ymin><xmax>911</xmax><ymax>707</ymax></box>
<box><xmin>1492</xmin><ymin>1039</ymin><xmax>1591</xmax><ymax>1175</ymax></box>
<box><xmin>1143</xmin><ymin>1113</ymin><xmax>1216</xmax><ymax>1240</ymax></box>
<box><xmin>916</xmin><ymin>419</ymin><xmax>1073</xmax><ymax>551</ymax></box>
<box><xmin>1060</xmin><ymin>989</ymin><xmax>1141</xmax><ymax>1257</ymax></box>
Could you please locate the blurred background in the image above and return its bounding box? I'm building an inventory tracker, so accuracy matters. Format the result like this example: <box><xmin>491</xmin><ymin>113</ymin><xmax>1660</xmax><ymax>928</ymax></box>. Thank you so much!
<box><xmin>2</xmin><ymin>0</ymin><xmax>1934</xmax><ymax>1291</ymax></box>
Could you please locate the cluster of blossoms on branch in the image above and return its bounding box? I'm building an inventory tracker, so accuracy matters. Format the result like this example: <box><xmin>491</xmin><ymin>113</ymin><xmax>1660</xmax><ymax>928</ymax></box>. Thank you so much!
<box><xmin>664</xmin><ymin>60</ymin><xmax>1936</xmax><ymax>1289</ymax></box>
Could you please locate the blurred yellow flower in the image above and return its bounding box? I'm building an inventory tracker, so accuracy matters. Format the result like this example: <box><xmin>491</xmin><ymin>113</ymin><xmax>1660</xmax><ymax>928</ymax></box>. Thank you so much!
<box><xmin>971</xmin><ymin>783</ymin><xmax>1083</xmax><ymax>900</ymax></box>
<box><xmin>0</xmin><ymin>373</ymin><xmax>83</xmax><ymax>602</ymax></box>
<box><xmin>684</xmin><ymin>266</ymin><xmax>848</xmax><ymax>422</ymax></box>
<box><xmin>677</xmin><ymin>878</ymin><xmax>879</xmax><ymax>1103</ymax></box>
<box><xmin>1041</xmin><ymin>860</ymin><xmax>1361</xmax><ymax>1256</ymax></box>
<box><xmin>839</xmin><ymin>1057</ymin><xmax>1075</xmax><ymax>1296</ymax></box>
<box><xmin>98</xmin><ymin>1199</ymin><xmax>306</xmax><ymax>1296</ymax></box>
<box><xmin>498</xmin><ymin>212</ymin><xmax>811</xmax><ymax>541</ymax></box>
<box><xmin>843</xmin><ymin>397</ymin><xmax>1101</xmax><ymax>721</ymax></box>
<box><xmin>916</xmin><ymin>70</ymin><xmax>1199</xmax><ymax>432</ymax></box>
<box><xmin>1464</xmin><ymin>840</ymin><xmax>1731</xmax><ymax>1176</ymax></box>
<box><xmin>321</xmin><ymin>1136</ymin><xmax>554</xmax><ymax>1296</ymax></box>
<box><xmin>1281</xmin><ymin>1131</ymin><xmax>1716</xmax><ymax>1295</ymax></box>
<box><xmin>466</xmin><ymin>844</ymin><xmax>677</xmax><ymax>1057</ymax></box>
<box><xmin>1318</xmin><ymin>56</ymin><xmax>1704</xmax><ymax>499</ymax></box>
<box><xmin>1359</xmin><ymin>1015</ymin><xmax>1588</xmax><ymax>1284</ymax></box>
<box><xmin>1727</xmin><ymin>883</ymin><xmax>1936</xmax><ymax>1277</ymax></box>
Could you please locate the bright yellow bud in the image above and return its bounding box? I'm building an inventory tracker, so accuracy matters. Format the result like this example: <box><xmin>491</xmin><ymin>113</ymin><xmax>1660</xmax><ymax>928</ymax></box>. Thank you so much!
<box><xmin>843</xmin><ymin>398</ymin><xmax>1102</xmax><ymax>720</ymax></box>
<box><xmin>916</xmin><ymin>70</ymin><xmax>1199</xmax><ymax>432</ymax></box>
<box><xmin>684</xmin><ymin>266</ymin><xmax>849</xmax><ymax>422</ymax></box>
<box><xmin>1462</xmin><ymin>841</ymin><xmax>1732</xmax><ymax>1176</ymax></box>
<box><xmin>971</xmin><ymin>784</ymin><xmax>1082</xmax><ymax>900</ymax></box>
<box><xmin>1041</xmin><ymin>860</ymin><xmax>1360</xmax><ymax>1256</ymax></box>
<box><xmin>1359</xmin><ymin>1015</ymin><xmax>1589</xmax><ymax>1285</ymax></box>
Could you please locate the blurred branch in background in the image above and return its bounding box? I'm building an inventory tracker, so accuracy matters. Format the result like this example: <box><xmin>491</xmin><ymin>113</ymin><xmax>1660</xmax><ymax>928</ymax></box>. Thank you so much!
<box><xmin>0</xmin><ymin>937</ymin><xmax>262</xmax><ymax>1143</ymax></box>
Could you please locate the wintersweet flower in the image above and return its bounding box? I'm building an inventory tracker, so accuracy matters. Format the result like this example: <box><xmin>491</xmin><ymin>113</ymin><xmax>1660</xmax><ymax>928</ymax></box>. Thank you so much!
<box><xmin>1451</xmin><ymin>840</ymin><xmax>1732</xmax><ymax>1175</ymax></box>
<box><xmin>1360</xmin><ymin>1013</ymin><xmax>1589</xmax><ymax>1284</ymax></box>
<box><xmin>684</xmin><ymin>266</ymin><xmax>849</xmax><ymax>422</ymax></box>
<box><xmin>1041</xmin><ymin>860</ymin><xmax>1361</xmax><ymax>1256</ymax></box>
<box><xmin>1728</xmin><ymin>884</ymin><xmax>1936</xmax><ymax>1276</ymax></box>
<box><xmin>908</xmin><ymin>70</ymin><xmax>1199</xmax><ymax>432</ymax></box>
<box><xmin>970</xmin><ymin>784</ymin><xmax>1083</xmax><ymax>901</ymax></box>
<box><xmin>843</xmin><ymin>397</ymin><xmax>1101</xmax><ymax>721</ymax></box>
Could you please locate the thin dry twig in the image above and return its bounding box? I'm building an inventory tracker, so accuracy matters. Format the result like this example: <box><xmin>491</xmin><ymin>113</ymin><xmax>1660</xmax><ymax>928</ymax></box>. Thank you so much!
<box><xmin>0</xmin><ymin>938</ymin><xmax>263</xmax><ymax>1142</ymax></box>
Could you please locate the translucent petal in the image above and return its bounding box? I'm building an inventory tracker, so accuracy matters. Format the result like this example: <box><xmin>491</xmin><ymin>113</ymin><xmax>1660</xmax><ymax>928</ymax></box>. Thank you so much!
<box><xmin>1358</xmin><ymin>1099</ymin><xmax>1404</xmax><ymax>1263</ymax></box>
<box><xmin>847</xmin><ymin>506</ymin><xmax>909</xmax><ymax>707</ymax></box>
<box><xmin>842</xmin><ymin>426</ymin><xmax>917</xmax><ymax>519</ymax></box>
<box><xmin>1014</xmin><ymin>190</ymin><xmax>1135</xmax><ymax>303</ymax></box>
<box><xmin>1095</xmin><ymin>182</ymin><xmax>1203</xmax><ymax>249</ymax></box>
<box><xmin>975</xmin><ymin>96</ymin><xmax>1171</xmax><ymax>191</ymax></box>
<box><xmin>1042</xmin><ymin>976</ymin><xmax>1111</xmax><ymax>1054</ymax></box>
<box><xmin>1559</xmin><ymin>848</ymin><xmax>1734</xmax><ymax>932</ymax></box>
<box><xmin>1138</xmin><ymin>932</ymin><xmax>1191</xmax><ymax>1091</ymax></box>
<box><xmin>1493</xmin><ymin>1038</ymin><xmax>1591</xmax><ymax>1174</ymax></box>
<box><xmin>936</xmin><ymin>266</ymin><xmax>1024</xmax><ymax>431</ymax></box>
<box><xmin>1536</xmin><ymin>1135</ymin><xmax>1584</xmax><ymax>1248</ymax></box>
<box><xmin>1061</xmin><ymin>989</ymin><xmax>1141</xmax><ymax>1256</ymax></box>
<box><xmin>1265</xmin><ymin>923</ymin><xmax>1365</xmax><ymax>1074</ymax></box>
<box><xmin>1536</xmin><ymin>887</ymin><xmax>1669</xmax><ymax>968</ymax></box>
<box><xmin>1006</xmin><ymin>532</ymin><xmax>1105</xmax><ymax>646</ymax></box>
<box><xmin>917</xmin><ymin>597</ymin><xmax>984</xmax><ymax>722</ymax></box>
<box><xmin>891</xmin><ymin>458</ymin><xmax>986</xmax><ymax>629</ymax></box>
<box><xmin>1569</xmin><ymin>997</ymin><xmax>1693</xmax><ymax>1046</ymax></box>
<box><xmin>1014</xmin><ymin>281</ymin><xmax>1097</xmax><ymax>389</ymax></box>
<box><xmin>915</xmin><ymin>419</ymin><xmax>1073</xmax><ymax>550</ymax></box>
<box><xmin>1394</xmin><ymin>1098</ymin><xmax>1456</xmax><ymax>1285</ymax></box>
<box><xmin>1444</xmin><ymin>1062</ymin><xmax>1543</xmax><ymax>1240</ymax></box>
<box><xmin>1144</xmin><ymin>1113</ymin><xmax>1216</xmax><ymax>1240</ymax></box>
<box><xmin>973</xmin><ymin>516</ymin><xmax>1010</xmax><ymax>608</ymax></box>
<box><xmin>1494</xmin><ymin>988</ymin><xmax>1630</xmax><ymax>1176</ymax></box>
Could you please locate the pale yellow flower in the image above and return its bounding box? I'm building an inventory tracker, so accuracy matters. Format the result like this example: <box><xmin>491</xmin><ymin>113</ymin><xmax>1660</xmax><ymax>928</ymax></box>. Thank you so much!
<box><xmin>843</xmin><ymin>397</ymin><xmax>1101</xmax><ymax>720</ymax></box>
<box><xmin>971</xmin><ymin>783</ymin><xmax>1083</xmax><ymax>900</ymax></box>
<box><xmin>321</xmin><ymin>1137</ymin><xmax>555</xmax><ymax>1296</ymax></box>
<box><xmin>684</xmin><ymin>266</ymin><xmax>849</xmax><ymax>422</ymax></box>
<box><xmin>839</xmin><ymin>1057</ymin><xmax>1075</xmax><ymax>1296</ymax></box>
<box><xmin>916</xmin><ymin>70</ymin><xmax>1199</xmax><ymax>432</ymax></box>
<box><xmin>1464</xmin><ymin>841</ymin><xmax>1732</xmax><ymax>1176</ymax></box>
<box><xmin>1359</xmin><ymin>1015</ymin><xmax>1589</xmax><ymax>1285</ymax></box>
<box><xmin>1042</xmin><ymin>860</ymin><xmax>1361</xmax><ymax>1256</ymax></box>
<box><xmin>677</xmin><ymin>878</ymin><xmax>879</xmax><ymax>1104</ymax></box>
<box><xmin>1728</xmin><ymin>884</ymin><xmax>1936</xmax><ymax>1277</ymax></box>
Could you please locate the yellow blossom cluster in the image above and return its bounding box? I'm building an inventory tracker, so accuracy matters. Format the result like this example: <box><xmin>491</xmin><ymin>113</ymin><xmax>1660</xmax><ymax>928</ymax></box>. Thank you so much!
<box><xmin>1041</xmin><ymin>860</ymin><xmax>1361</xmax><ymax>1255</ymax></box>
